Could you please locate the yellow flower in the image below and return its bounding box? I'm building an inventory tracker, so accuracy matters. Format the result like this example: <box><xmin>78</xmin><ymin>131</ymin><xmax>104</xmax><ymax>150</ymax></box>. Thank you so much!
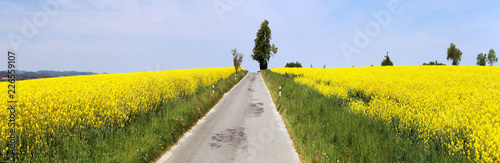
<box><xmin>0</xmin><ymin>67</ymin><xmax>239</xmax><ymax>158</ymax></box>
<box><xmin>272</xmin><ymin>66</ymin><xmax>500</xmax><ymax>162</ymax></box>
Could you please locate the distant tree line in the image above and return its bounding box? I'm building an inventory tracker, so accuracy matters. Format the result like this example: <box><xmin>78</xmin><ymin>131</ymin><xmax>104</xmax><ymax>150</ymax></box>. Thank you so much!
<box><xmin>446</xmin><ymin>42</ymin><xmax>498</xmax><ymax>66</ymax></box>
<box><xmin>0</xmin><ymin>70</ymin><xmax>96</xmax><ymax>81</ymax></box>
<box><xmin>285</xmin><ymin>61</ymin><xmax>302</xmax><ymax>68</ymax></box>
<box><xmin>423</xmin><ymin>60</ymin><xmax>445</xmax><ymax>65</ymax></box>
<box><xmin>375</xmin><ymin>43</ymin><xmax>498</xmax><ymax>67</ymax></box>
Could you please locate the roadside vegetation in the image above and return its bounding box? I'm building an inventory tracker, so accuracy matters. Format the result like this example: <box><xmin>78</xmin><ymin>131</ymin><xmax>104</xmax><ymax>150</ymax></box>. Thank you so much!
<box><xmin>285</xmin><ymin>61</ymin><xmax>303</xmax><ymax>68</ymax></box>
<box><xmin>81</xmin><ymin>71</ymin><xmax>247</xmax><ymax>163</ymax></box>
<box><xmin>261</xmin><ymin>69</ymin><xmax>468</xmax><ymax>163</ymax></box>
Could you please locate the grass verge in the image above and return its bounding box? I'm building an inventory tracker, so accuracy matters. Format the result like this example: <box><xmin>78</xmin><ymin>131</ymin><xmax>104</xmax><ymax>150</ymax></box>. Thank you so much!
<box><xmin>261</xmin><ymin>70</ymin><xmax>468</xmax><ymax>163</ymax></box>
<box><xmin>22</xmin><ymin>71</ymin><xmax>247</xmax><ymax>162</ymax></box>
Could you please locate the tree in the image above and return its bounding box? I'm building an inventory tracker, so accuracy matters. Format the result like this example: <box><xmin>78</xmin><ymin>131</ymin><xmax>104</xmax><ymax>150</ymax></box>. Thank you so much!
<box><xmin>252</xmin><ymin>20</ymin><xmax>278</xmax><ymax>70</ymax></box>
<box><xmin>423</xmin><ymin>60</ymin><xmax>445</xmax><ymax>65</ymax></box>
<box><xmin>231</xmin><ymin>48</ymin><xmax>243</xmax><ymax>73</ymax></box>
<box><xmin>447</xmin><ymin>43</ymin><xmax>463</xmax><ymax>65</ymax></box>
<box><xmin>285</xmin><ymin>61</ymin><xmax>302</xmax><ymax>68</ymax></box>
<box><xmin>381</xmin><ymin>52</ymin><xmax>393</xmax><ymax>66</ymax></box>
<box><xmin>476</xmin><ymin>53</ymin><xmax>487</xmax><ymax>66</ymax></box>
<box><xmin>487</xmin><ymin>49</ymin><xmax>498</xmax><ymax>66</ymax></box>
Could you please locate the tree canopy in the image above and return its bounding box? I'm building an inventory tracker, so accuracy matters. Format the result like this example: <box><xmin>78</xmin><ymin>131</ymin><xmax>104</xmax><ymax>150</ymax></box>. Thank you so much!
<box><xmin>231</xmin><ymin>48</ymin><xmax>243</xmax><ymax>73</ymax></box>
<box><xmin>381</xmin><ymin>52</ymin><xmax>393</xmax><ymax>66</ymax></box>
<box><xmin>447</xmin><ymin>43</ymin><xmax>462</xmax><ymax>65</ymax></box>
<box><xmin>487</xmin><ymin>49</ymin><xmax>498</xmax><ymax>66</ymax></box>
<box><xmin>477</xmin><ymin>53</ymin><xmax>487</xmax><ymax>66</ymax></box>
<box><xmin>252</xmin><ymin>20</ymin><xmax>278</xmax><ymax>70</ymax></box>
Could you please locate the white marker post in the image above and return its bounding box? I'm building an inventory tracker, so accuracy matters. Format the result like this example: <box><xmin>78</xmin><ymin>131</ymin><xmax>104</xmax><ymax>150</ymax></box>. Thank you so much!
<box><xmin>212</xmin><ymin>85</ymin><xmax>215</xmax><ymax>94</ymax></box>
<box><xmin>279</xmin><ymin>86</ymin><xmax>281</xmax><ymax>97</ymax></box>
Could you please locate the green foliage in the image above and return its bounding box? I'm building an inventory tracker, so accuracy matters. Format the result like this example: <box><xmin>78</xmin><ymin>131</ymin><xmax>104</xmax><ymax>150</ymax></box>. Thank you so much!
<box><xmin>251</xmin><ymin>20</ymin><xmax>278</xmax><ymax>70</ymax></box>
<box><xmin>487</xmin><ymin>49</ymin><xmax>498</xmax><ymax>66</ymax></box>
<box><xmin>381</xmin><ymin>52</ymin><xmax>393</xmax><ymax>66</ymax></box>
<box><xmin>477</xmin><ymin>53</ymin><xmax>487</xmax><ymax>66</ymax></box>
<box><xmin>285</xmin><ymin>61</ymin><xmax>303</xmax><ymax>68</ymax></box>
<box><xmin>447</xmin><ymin>43</ymin><xmax>463</xmax><ymax>65</ymax></box>
<box><xmin>231</xmin><ymin>48</ymin><xmax>243</xmax><ymax>73</ymax></box>
<box><xmin>423</xmin><ymin>60</ymin><xmax>446</xmax><ymax>65</ymax></box>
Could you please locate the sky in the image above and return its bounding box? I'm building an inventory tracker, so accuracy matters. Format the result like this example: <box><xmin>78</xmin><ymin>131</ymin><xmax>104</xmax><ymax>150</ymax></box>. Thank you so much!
<box><xmin>1</xmin><ymin>0</ymin><xmax>499</xmax><ymax>73</ymax></box>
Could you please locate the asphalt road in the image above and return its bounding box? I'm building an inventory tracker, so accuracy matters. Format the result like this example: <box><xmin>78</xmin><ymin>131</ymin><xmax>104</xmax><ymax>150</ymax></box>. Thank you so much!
<box><xmin>157</xmin><ymin>72</ymin><xmax>300</xmax><ymax>163</ymax></box>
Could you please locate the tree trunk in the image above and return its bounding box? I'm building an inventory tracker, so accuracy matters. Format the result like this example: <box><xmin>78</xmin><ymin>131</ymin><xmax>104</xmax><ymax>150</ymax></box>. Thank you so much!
<box><xmin>259</xmin><ymin>63</ymin><xmax>268</xmax><ymax>70</ymax></box>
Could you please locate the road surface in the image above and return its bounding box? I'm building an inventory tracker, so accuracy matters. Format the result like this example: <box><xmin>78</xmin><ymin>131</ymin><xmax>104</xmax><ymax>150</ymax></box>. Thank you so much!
<box><xmin>157</xmin><ymin>72</ymin><xmax>300</xmax><ymax>163</ymax></box>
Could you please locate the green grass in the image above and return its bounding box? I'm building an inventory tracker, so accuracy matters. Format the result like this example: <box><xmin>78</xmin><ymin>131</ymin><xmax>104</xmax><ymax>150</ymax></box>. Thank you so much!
<box><xmin>18</xmin><ymin>71</ymin><xmax>247</xmax><ymax>163</ymax></box>
<box><xmin>261</xmin><ymin>70</ymin><xmax>468</xmax><ymax>163</ymax></box>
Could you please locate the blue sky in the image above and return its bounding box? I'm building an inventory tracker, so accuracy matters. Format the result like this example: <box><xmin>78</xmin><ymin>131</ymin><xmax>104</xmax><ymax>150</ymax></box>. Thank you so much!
<box><xmin>1</xmin><ymin>0</ymin><xmax>499</xmax><ymax>73</ymax></box>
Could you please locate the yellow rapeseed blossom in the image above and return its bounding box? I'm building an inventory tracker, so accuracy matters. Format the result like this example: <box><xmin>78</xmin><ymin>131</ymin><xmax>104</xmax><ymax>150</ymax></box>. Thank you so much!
<box><xmin>0</xmin><ymin>67</ymin><xmax>237</xmax><ymax>155</ymax></box>
<box><xmin>272</xmin><ymin>66</ymin><xmax>499</xmax><ymax>162</ymax></box>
